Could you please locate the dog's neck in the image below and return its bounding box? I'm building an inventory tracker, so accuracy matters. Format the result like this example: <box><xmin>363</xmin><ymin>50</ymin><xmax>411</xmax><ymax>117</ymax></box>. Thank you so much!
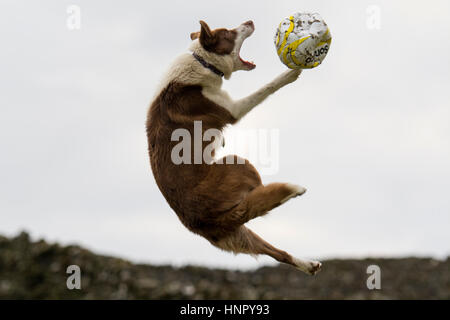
<box><xmin>192</xmin><ymin>53</ymin><xmax>224</xmax><ymax>78</ymax></box>
<box><xmin>189</xmin><ymin>40</ymin><xmax>233</xmax><ymax>80</ymax></box>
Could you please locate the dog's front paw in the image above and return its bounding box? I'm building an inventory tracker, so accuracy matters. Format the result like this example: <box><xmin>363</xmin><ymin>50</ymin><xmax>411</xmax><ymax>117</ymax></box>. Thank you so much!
<box><xmin>280</xmin><ymin>69</ymin><xmax>302</xmax><ymax>85</ymax></box>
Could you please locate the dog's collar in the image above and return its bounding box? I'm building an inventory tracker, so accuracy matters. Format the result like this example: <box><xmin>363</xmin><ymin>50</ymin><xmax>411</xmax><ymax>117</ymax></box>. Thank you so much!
<box><xmin>192</xmin><ymin>53</ymin><xmax>224</xmax><ymax>78</ymax></box>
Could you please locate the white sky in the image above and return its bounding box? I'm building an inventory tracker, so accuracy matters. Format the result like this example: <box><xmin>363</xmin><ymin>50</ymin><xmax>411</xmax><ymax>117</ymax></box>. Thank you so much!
<box><xmin>0</xmin><ymin>0</ymin><xmax>449</xmax><ymax>269</ymax></box>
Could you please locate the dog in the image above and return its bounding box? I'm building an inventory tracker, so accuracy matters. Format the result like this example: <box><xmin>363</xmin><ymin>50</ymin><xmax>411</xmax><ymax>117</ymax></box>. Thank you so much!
<box><xmin>146</xmin><ymin>20</ymin><xmax>321</xmax><ymax>275</ymax></box>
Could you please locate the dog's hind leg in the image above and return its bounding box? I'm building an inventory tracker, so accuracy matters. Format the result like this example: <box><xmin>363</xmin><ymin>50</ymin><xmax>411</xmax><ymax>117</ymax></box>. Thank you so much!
<box><xmin>222</xmin><ymin>183</ymin><xmax>306</xmax><ymax>226</ymax></box>
<box><xmin>214</xmin><ymin>226</ymin><xmax>321</xmax><ymax>275</ymax></box>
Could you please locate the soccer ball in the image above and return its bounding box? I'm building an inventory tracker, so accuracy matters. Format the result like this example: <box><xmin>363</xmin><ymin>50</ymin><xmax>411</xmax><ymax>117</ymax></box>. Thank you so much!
<box><xmin>274</xmin><ymin>12</ymin><xmax>332</xmax><ymax>69</ymax></box>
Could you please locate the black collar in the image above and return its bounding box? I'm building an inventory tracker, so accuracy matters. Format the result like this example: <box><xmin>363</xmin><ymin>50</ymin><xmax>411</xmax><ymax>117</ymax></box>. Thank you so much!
<box><xmin>192</xmin><ymin>53</ymin><xmax>224</xmax><ymax>78</ymax></box>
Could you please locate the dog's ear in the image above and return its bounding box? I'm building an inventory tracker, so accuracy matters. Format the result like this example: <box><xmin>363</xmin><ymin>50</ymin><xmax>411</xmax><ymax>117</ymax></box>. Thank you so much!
<box><xmin>199</xmin><ymin>20</ymin><xmax>212</xmax><ymax>37</ymax></box>
<box><xmin>198</xmin><ymin>20</ymin><xmax>216</xmax><ymax>49</ymax></box>
<box><xmin>190</xmin><ymin>31</ymin><xmax>200</xmax><ymax>40</ymax></box>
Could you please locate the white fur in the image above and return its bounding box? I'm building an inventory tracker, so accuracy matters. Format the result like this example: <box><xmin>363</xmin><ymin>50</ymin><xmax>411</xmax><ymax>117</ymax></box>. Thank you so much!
<box><xmin>293</xmin><ymin>258</ymin><xmax>322</xmax><ymax>275</ymax></box>
<box><xmin>202</xmin><ymin>68</ymin><xmax>302</xmax><ymax>120</ymax></box>
<box><xmin>279</xmin><ymin>183</ymin><xmax>307</xmax><ymax>204</ymax></box>
<box><xmin>153</xmin><ymin>41</ymin><xmax>225</xmax><ymax>99</ymax></box>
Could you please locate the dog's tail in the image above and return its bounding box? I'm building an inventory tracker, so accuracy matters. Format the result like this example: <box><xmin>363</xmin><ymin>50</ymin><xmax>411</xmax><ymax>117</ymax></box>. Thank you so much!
<box><xmin>213</xmin><ymin>226</ymin><xmax>321</xmax><ymax>274</ymax></box>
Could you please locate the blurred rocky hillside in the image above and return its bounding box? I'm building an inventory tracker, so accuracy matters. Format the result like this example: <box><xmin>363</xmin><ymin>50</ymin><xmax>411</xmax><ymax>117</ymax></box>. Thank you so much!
<box><xmin>0</xmin><ymin>232</ymin><xmax>448</xmax><ymax>299</ymax></box>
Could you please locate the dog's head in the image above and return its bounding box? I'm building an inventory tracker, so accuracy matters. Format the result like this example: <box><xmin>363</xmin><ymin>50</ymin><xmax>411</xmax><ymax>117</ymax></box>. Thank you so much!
<box><xmin>190</xmin><ymin>20</ymin><xmax>255</xmax><ymax>77</ymax></box>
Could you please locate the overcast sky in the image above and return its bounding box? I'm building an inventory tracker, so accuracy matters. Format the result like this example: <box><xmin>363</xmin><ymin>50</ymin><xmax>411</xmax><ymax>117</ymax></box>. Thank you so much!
<box><xmin>1</xmin><ymin>0</ymin><xmax>449</xmax><ymax>269</ymax></box>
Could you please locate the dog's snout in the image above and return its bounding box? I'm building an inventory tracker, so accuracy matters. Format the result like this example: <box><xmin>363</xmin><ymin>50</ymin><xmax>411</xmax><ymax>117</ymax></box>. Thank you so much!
<box><xmin>243</xmin><ymin>20</ymin><xmax>254</xmax><ymax>28</ymax></box>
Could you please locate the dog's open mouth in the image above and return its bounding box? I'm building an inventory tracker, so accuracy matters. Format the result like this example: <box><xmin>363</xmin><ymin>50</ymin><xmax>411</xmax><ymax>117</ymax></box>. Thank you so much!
<box><xmin>237</xmin><ymin>41</ymin><xmax>256</xmax><ymax>70</ymax></box>
<box><xmin>233</xmin><ymin>21</ymin><xmax>256</xmax><ymax>71</ymax></box>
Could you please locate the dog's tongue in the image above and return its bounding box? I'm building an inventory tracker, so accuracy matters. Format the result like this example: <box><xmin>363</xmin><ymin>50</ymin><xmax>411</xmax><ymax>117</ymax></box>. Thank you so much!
<box><xmin>240</xmin><ymin>57</ymin><xmax>256</xmax><ymax>69</ymax></box>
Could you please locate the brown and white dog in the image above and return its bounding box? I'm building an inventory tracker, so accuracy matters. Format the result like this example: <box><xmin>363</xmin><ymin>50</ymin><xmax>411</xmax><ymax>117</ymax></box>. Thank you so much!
<box><xmin>146</xmin><ymin>20</ymin><xmax>321</xmax><ymax>275</ymax></box>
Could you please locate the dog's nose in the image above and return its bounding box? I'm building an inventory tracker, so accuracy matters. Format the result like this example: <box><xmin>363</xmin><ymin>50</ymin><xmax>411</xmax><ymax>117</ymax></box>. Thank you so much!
<box><xmin>243</xmin><ymin>20</ymin><xmax>254</xmax><ymax>28</ymax></box>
